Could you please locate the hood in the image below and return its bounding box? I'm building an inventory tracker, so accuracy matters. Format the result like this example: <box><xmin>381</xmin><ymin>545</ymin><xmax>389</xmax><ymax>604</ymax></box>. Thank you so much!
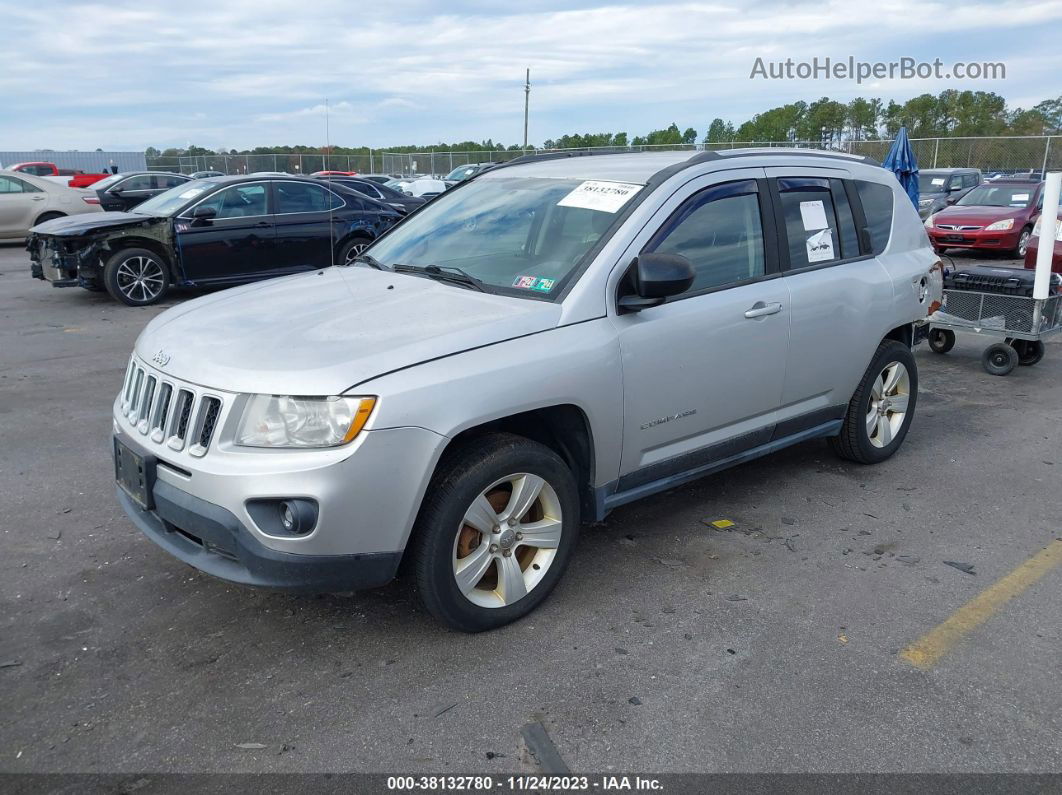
<box><xmin>933</xmin><ymin>204</ymin><xmax>1029</xmax><ymax>225</ymax></box>
<box><xmin>135</xmin><ymin>266</ymin><xmax>562</xmax><ymax>395</ymax></box>
<box><xmin>30</xmin><ymin>211</ymin><xmax>165</xmax><ymax>237</ymax></box>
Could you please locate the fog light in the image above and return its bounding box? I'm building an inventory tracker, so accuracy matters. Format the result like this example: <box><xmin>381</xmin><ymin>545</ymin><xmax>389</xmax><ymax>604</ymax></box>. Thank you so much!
<box><xmin>280</xmin><ymin>501</ymin><xmax>296</xmax><ymax>531</ymax></box>
<box><xmin>247</xmin><ymin>498</ymin><xmax>319</xmax><ymax>537</ymax></box>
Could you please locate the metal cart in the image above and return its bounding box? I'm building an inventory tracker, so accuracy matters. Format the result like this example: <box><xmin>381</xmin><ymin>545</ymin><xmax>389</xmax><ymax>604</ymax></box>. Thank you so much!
<box><xmin>927</xmin><ymin>288</ymin><xmax>1062</xmax><ymax>375</ymax></box>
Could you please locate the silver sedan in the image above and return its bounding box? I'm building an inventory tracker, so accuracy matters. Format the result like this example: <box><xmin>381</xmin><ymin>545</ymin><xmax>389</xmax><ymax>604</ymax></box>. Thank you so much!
<box><xmin>0</xmin><ymin>170</ymin><xmax>101</xmax><ymax>240</ymax></box>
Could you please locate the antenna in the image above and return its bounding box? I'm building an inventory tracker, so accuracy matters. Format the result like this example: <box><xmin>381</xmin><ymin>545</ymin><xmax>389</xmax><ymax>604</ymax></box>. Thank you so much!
<box><xmin>325</xmin><ymin>97</ymin><xmax>335</xmax><ymax>268</ymax></box>
<box><xmin>523</xmin><ymin>68</ymin><xmax>531</xmax><ymax>153</ymax></box>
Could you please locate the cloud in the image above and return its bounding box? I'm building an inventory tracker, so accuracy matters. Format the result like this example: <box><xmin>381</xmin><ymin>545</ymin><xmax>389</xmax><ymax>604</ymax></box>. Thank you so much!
<box><xmin>2</xmin><ymin>0</ymin><xmax>1060</xmax><ymax>149</ymax></box>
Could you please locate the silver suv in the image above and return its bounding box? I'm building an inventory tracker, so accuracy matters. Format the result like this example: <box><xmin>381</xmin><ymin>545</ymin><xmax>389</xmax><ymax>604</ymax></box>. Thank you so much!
<box><xmin>113</xmin><ymin>149</ymin><xmax>942</xmax><ymax>631</ymax></box>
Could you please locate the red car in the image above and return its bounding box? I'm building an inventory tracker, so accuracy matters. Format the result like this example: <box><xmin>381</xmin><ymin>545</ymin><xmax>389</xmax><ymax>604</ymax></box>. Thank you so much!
<box><xmin>1023</xmin><ymin>215</ymin><xmax>1062</xmax><ymax>273</ymax></box>
<box><xmin>925</xmin><ymin>178</ymin><xmax>1044</xmax><ymax>258</ymax></box>
<box><xmin>311</xmin><ymin>170</ymin><xmax>358</xmax><ymax>176</ymax></box>
<box><xmin>7</xmin><ymin>161</ymin><xmax>111</xmax><ymax>188</ymax></box>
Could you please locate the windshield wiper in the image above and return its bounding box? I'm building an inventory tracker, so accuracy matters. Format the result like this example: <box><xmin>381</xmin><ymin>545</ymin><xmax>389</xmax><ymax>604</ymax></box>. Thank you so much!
<box><xmin>392</xmin><ymin>263</ymin><xmax>487</xmax><ymax>292</ymax></box>
<box><xmin>349</xmin><ymin>253</ymin><xmax>387</xmax><ymax>270</ymax></box>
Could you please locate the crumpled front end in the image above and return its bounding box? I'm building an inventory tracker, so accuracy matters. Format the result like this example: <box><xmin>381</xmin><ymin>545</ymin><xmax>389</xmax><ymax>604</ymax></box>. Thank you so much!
<box><xmin>28</xmin><ymin>233</ymin><xmax>107</xmax><ymax>288</ymax></box>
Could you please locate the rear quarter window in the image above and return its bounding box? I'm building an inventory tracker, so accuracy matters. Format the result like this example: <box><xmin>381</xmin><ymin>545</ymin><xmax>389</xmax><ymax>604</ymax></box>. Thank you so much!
<box><xmin>855</xmin><ymin>180</ymin><xmax>894</xmax><ymax>255</ymax></box>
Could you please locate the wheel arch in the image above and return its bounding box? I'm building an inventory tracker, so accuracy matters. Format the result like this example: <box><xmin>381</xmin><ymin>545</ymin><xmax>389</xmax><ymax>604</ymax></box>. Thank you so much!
<box><xmin>33</xmin><ymin>210</ymin><xmax>66</xmax><ymax>226</ymax></box>
<box><xmin>883</xmin><ymin>322</ymin><xmax>914</xmax><ymax>349</ymax></box>
<box><xmin>425</xmin><ymin>404</ymin><xmax>597</xmax><ymax>525</ymax></box>
<box><xmin>102</xmin><ymin>237</ymin><xmax>176</xmax><ymax>278</ymax></box>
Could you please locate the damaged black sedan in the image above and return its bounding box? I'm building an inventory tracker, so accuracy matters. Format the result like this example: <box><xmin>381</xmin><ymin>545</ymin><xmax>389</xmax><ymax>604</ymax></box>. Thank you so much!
<box><xmin>28</xmin><ymin>175</ymin><xmax>402</xmax><ymax>306</ymax></box>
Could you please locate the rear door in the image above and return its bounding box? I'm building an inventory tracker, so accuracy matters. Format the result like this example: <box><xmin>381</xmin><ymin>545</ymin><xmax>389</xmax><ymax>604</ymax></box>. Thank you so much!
<box><xmin>175</xmin><ymin>181</ymin><xmax>278</xmax><ymax>282</ymax></box>
<box><xmin>612</xmin><ymin>169</ymin><xmax>792</xmax><ymax>488</ymax></box>
<box><xmin>0</xmin><ymin>174</ymin><xmax>44</xmax><ymax>236</ymax></box>
<box><xmin>272</xmin><ymin>181</ymin><xmax>346</xmax><ymax>270</ymax></box>
<box><xmin>764</xmin><ymin>167</ymin><xmax>894</xmax><ymax>430</ymax></box>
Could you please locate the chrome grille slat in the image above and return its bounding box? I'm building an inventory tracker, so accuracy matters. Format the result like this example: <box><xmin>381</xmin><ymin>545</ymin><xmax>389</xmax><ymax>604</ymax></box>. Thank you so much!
<box><xmin>119</xmin><ymin>358</ymin><xmax>225</xmax><ymax>458</ymax></box>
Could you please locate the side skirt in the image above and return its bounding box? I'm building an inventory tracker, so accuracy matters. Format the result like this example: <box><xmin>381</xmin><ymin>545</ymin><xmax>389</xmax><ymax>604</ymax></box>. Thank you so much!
<box><xmin>593</xmin><ymin>420</ymin><xmax>843</xmax><ymax>521</ymax></box>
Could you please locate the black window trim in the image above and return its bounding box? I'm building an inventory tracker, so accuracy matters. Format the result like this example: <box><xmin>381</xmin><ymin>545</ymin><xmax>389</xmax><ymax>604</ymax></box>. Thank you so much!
<box><xmin>769</xmin><ymin>176</ymin><xmax>878</xmax><ymax>276</ymax></box>
<box><xmin>271</xmin><ymin>178</ymin><xmax>348</xmax><ymax>216</ymax></box>
<box><xmin>627</xmin><ymin>177</ymin><xmax>781</xmax><ymax>305</ymax></box>
<box><xmin>178</xmin><ymin>179</ymin><xmax>274</xmax><ymax>221</ymax></box>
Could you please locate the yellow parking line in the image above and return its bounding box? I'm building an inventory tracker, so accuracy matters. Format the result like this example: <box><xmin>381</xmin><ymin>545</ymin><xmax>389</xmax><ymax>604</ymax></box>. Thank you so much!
<box><xmin>900</xmin><ymin>540</ymin><xmax>1062</xmax><ymax>670</ymax></box>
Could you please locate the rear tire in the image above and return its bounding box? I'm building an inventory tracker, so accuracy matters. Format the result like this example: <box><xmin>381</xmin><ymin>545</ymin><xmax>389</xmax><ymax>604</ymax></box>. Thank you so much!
<box><xmin>103</xmin><ymin>248</ymin><xmax>171</xmax><ymax>306</ymax></box>
<box><xmin>830</xmin><ymin>340</ymin><xmax>917</xmax><ymax>465</ymax></box>
<box><xmin>1015</xmin><ymin>340</ymin><xmax>1045</xmax><ymax>366</ymax></box>
<box><xmin>34</xmin><ymin>211</ymin><xmax>66</xmax><ymax>226</ymax></box>
<box><xmin>928</xmin><ymin>328</ymin><xmax>955</xmax><ymax>354</ymax></box>
<box><xmin>337</xmin><ymin>235</ymin><xmax>372</xmax><ymax>266</ymax></box>
<box><xmin>982</xmin><ymin>343</ymin><xmax>1018</xmax><ymax>376</ymax></box>
<box><xmin>411</xmin><ymin>433</ymin><xmax>580</xmax><ymax>632</ymax></box>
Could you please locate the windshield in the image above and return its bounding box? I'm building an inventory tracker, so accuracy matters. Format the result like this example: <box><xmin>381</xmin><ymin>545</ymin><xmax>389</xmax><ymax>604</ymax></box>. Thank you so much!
<box><xmin>956</xmin><ymin>184</ymin><xmax>1035</xmax><ymax>208</ymax></box>
<box><xmin>132</xmin><ymin>179</ymin><xmax>215</xmax><ymax>216</ymax></box>
<box><xmin>363</xmin><ymin>176</ymin><xmax>640</xmax><ymax>298</ymax></box>
<box><xmin>91</xmin><ymin>174</ymin><xmax>124</xmax><ymax>191</ymax></box>
<box><xmin>445</xmin><ymin>165</ymin><xmax>479</xmax><ymax>180</ymax></box>
<box><xmin>918</xmin><ymin>174</ymin><xmax>949</xmax><ymax>193</ymax></box>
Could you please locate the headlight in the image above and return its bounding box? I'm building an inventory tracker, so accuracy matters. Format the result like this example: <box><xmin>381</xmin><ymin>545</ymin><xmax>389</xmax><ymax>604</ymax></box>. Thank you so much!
<box><xmin>924</xmin><ymin>214</ymin><xmax>936</xmax><ymax>229</ymax></box>
<box><xmin>984</xmin><ymin>218</ymin><xmax>1014</xmax><ymax>232</ymax></box>
<box><xmin>1032</xmin><ymin>217</ymin><xmax>1042</xmax><ymax>236</ymax></box>
<box><xmin>236</xmin><ymin>395</ymin><xmax>376</xmax><ymax>448</ymax></box>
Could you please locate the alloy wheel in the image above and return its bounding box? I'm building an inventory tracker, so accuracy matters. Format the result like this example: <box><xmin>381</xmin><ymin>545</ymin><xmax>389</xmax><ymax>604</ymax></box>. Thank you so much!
<box><xmin>452</xmin><ymin>473</ymin><xmax>563</xmax><ymax>608</ymax></box>
<box><xmin>866</xmin><ymin>361</ymin><xmax>910</xmax><ymax>449</ymax></box>
<box><xmin>344</xmin><ymin>242</ymin><xmax>369</xmax><ymax>264</ymax></box>
<box><xmin>115</xmin><ymin>256</ymin><xmax>165</xmax><ymax>303</ymax></box>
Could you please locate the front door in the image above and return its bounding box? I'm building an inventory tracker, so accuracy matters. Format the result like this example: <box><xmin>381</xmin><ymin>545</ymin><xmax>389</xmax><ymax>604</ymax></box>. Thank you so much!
<box><xmin>175</xmin><ymin>181</ymin><xmax>277</xmax><ymax>283</ymax></box>
<box><xmin>611</xmin><ymin>173</ymin><xmax>791</xmax><ymax>489</ymax></box>
<box><xmin>272</xmin><ymin>180</ymin><xmax>344</xmax><ymax>270</ymax></box>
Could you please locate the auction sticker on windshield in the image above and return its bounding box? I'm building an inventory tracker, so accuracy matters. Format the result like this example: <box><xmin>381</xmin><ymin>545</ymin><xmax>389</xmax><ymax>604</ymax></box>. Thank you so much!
<box><xmin>558</xmin><ymin>180</ymin><xmax>642</xmax><ymax>213</ymax></box>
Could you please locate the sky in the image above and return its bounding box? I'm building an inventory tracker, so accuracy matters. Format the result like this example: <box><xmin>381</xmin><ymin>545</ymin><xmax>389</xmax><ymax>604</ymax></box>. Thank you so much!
<box><xmin>3</xmin><ymin>0</ymin><xmax>1061</xmax><ymax>152</ymax></box>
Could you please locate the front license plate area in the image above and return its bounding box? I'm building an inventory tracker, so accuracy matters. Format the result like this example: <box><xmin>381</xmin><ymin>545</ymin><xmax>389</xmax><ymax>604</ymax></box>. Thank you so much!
<box><xmin>945</xmin><ymin>234</ymin><xmax>966</xmax><ymax>243</ymax></box>
<box><xmin>114</xmin><ymin>437</ymin><xmax>156</xmax><ymax>510</ymax></box>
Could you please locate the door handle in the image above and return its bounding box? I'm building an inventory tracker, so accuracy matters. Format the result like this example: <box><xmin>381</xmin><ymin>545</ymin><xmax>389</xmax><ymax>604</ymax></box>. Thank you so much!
<box><xmin>744</xmin><ymin>301</ymin><xmax>782</xmax><ymax>319</ymax></box>
<box><xmin>31</xmin><ymin>195</ymin><xmax>46</xmax><ymax>201</ymax></box>
<box><xmin>252</xmin><ymin>221</ymin><xmax>271</xmax><ymax>228</ymax></box>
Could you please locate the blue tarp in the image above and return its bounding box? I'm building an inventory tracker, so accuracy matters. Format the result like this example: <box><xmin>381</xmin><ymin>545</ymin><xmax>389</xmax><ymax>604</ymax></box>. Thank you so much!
<box><xmin>882</xmin><ymin>126</ymin><xmax>919</xmax><ymax>209</ymax></box>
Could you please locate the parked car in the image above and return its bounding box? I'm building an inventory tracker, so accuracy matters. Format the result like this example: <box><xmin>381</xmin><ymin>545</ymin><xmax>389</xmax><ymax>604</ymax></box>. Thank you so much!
<box><xmin>316</xmin><ymin>175</ymin><xmax>426</xmax><ymax>214</ymax></box>
<box><xmin>916</xmin><ymin>168</ymin><xmax>981</xmax><ymax>218</ymax></box>
<box><xmin>0</xmin><ymin>171</ymin><xmax>101</xmax><ymax>240</ymax></box>
<box><xmin>443</xmin><ymin>162</ymin><xmax>493</xmax><ymax>186</ymax></box>
<box><xmin>28</xmin><ymin>175</ymin><xmax>402</xmax><ymax>305</ymax></box>
<box><xmin>90</xmin><ymin>172</ymin><xmax>192</xmax><ymax>212</ymax></box>
<box><xmin>385</xmin><ymin>177</ymin><xmax>446</xmax><ymax>198</ymax></box>
<box><xmin>6</xmin><ymin>161</ymin><xmax>112</xmax><ymax>188</ymax></box>
<box><xmin>1023</xmin><ymin>213</ymin><xmax>1062</xmax><ymax>274</ymax></box>
<box><xmin>357</xmin><ymin>174</ymin><xmax>397</xmax><ymax>185</ymax></box>
<box><xmin>109</xmin><ymin>149</ymin><xmax>941</xmax><ymax>631</ymax></box>
<box><xmin>925</xmin><ymin>177</ymin><xmax>1044</xmax><ymax>257</ymax></box>
<box><xmin>189</xmin><ymin>170</ymin><xmax>225</xmax><ymax>179</ymax></box>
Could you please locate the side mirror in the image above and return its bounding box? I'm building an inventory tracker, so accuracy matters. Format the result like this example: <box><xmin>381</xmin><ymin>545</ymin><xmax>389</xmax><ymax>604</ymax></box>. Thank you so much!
<box><xmin>949</xmin><ymin>184</ymin><xmax>963</xmax><ymax>192</ymax></box>
<box><xmin>108</xmin><ymin>187</ymin><xmax>123</xmax><ymax>194</ymax></box>
<box><xmin>617</xmin><ymin>253</ymin><xmax>695</xmax><ymax>312</ymax></box>
<box><xmin>191</xmin><ymin>205</ymin><xmax>217</xmax><ymax>224</ymax></box>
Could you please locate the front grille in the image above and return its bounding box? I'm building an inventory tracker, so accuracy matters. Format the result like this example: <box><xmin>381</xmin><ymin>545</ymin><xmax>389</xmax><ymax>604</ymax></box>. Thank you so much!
<box><xmin>936</xmin><ymin>224</ymin><xmax>982</xmax><ymax>231</ymax></box>
<box><xmin>119</xmin><ymin>358</ymin><xmax>226</xmax><ymax>457</ymax></box>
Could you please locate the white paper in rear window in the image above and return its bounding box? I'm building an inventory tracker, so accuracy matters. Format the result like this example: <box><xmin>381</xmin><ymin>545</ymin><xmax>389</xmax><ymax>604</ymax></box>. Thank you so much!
<box><xmin>557</xmin><ymin>180</ymin><xmax>642</xmax><ymax>213</ymax></box>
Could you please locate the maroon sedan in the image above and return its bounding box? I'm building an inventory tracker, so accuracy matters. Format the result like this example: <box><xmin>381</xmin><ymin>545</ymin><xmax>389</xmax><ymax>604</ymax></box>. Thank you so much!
<box><xmin>1023</xmin><ymin>215</ymin><xmax>1062</xmax><ymax>274</ymax></box>
<box><xmin>925</xmin><ymin>178</ymin><xmax>1043</xmax><ymax>257</ymax></box>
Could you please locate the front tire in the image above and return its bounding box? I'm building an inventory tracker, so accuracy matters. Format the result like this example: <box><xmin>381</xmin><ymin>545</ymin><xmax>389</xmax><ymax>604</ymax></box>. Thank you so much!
<box><xmin>103</xmin><ymin>248</ymin><xmax>170</xmax><ymax>306</ymax></box>
<box><xmin>830</xmin><ymin>340</ymin><xmax>917</xmax><ymax>464</ymax></box>
<box><xmin>1015</xmin><ymin>226</ymin><xmax>1032</xmax><ymax>258</ymax></box>
<box><xmin>337</xmin><ymin>235</ymin><xmax>372</xmax><ymax>266</ymax></box>
<box><xmin>982</xmin><ymin>343</ymin><xmax>1017</xmax><ymax>376</ymax></box>
<box><xmin>411</xmin><ymin>433</ymin><xmax>580</xmax><ymax>632</ymax></box>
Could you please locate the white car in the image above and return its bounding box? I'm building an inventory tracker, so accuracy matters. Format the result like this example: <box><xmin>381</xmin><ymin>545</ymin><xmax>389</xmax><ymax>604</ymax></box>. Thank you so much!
<box><xmin>386</xmin><ymin>177</ymin><xmax>447</xmax><ymax>199</ymax></box>
<box><xmin>0</xmin><ymin>171</ymin><xmax>101</xmax><ymax>240</ymax></box>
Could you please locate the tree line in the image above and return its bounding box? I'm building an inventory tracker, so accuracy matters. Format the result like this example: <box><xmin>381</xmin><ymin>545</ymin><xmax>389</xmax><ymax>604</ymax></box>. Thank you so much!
<box><xmin>145</xmin><ymin>90</ymin><xmax>1062</xmax><ymax>160</ymax></box>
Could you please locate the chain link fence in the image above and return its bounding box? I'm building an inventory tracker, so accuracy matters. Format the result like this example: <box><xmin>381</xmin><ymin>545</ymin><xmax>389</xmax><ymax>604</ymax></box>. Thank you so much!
<box><xmin>148</xmin><ymin>136</ymin><xmax>1059</xmax><ymax>179</ymax></box>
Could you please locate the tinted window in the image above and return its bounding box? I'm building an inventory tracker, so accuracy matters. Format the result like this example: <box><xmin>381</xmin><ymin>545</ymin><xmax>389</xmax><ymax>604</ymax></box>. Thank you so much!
<box><xmin>830</xmin><ymin>180</ymin><xmax>861</xmax><ymax>259</ymax></box>
<box><xmin>776</xmin><ymin>178</ymin><xmax>842</xmax><ymax>269</ymax></box>
<box><xmin>24</xmin><ymin>165</ymin><xmax>52</xmax><ymax>176</ymax></box>
<box><xmin>196</xmin><ymin>183</ymin><xmax>268</xmax><ymax>219</ymax></box>
<box><xmin>649</xmin><ymin>182</ymin><xmax>765</xmax><ymax>292</ymax></box>
<box><xmin>855</xmin><ymin>180</ymin><xmax>894</xmax><ymax>255</ymax></box>
<box><xmin>963</xmin><ymin>173</ymin><xmax>979</xmax><ymax>188</ymax></box>
<box><xmin>120</xmin><ymin>175</ymin><xmax>155</xmax><ymax>191</ymax></box>
<box><xmin>350</xmin><ymin>182</ymin><xmax>382</xmax><ymax>199</ymax></box>
<box><xmin>275</xmin><ymin>182</ymin><xmax>343</xmax><ymax>213</ymax></box>
<box><xmin>159</xmin><ymin>175</ymin><xmax>187</xmax><ymax>188</ymax></box>
<box><xmin>0</xmin><ymin>176</ymin><xmax>36</xmax><ymax>193</ymax></box>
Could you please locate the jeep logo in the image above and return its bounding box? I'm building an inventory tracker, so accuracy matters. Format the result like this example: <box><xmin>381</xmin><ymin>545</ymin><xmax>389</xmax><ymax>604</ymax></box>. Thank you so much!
<box><xmin>152</xmin><ymin>350</ymin><xmax>171</xmax><ymax>367</ymax></box>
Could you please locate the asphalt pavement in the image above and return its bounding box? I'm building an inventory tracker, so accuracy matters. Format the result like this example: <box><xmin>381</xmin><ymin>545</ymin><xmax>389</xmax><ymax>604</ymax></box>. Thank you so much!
<box><xmin>1</xmin><ymin>243</ymin><xmax>1060</xmax><ymax>775</ymax></box>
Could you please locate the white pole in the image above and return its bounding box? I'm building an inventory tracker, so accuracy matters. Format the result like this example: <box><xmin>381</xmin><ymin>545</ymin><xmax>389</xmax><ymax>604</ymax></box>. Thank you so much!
<box><xmin>1033</xmin><ymin>171</ymin><xmax>1061</xmax><ymax>301</ymax></box>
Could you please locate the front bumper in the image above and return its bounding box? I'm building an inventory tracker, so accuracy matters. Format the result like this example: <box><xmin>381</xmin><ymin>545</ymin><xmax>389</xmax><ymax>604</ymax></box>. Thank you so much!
<box><xmin>927</xmin><ymin>226</ymin><xmax>1022</xmax><ymax>251</ymax></box>
<box><xmin>117</xmin><ymin>482</ymin><xmax>401</xmax><ymax>591</ymax></box>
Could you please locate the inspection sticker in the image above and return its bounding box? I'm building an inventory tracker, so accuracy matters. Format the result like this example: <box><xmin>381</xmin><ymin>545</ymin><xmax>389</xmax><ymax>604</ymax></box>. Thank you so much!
<box><xmin>558</xmin><ymin>180</ymin><xmax>642</xmax><ymax>213</ymax></box>
<box><xmin>513</xmin><ymin>275</ymin><xmax>537</xmax><ymax>289</ymax></box>
<box><xmin>531</xmin><ymin>278</ymin><xmax>556</xmax><ymax>292</ymax></box>
<box><xmin>806</xmin><ymin>228</ymin><xmax>835</xmax><ymax>262</ymax></box>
